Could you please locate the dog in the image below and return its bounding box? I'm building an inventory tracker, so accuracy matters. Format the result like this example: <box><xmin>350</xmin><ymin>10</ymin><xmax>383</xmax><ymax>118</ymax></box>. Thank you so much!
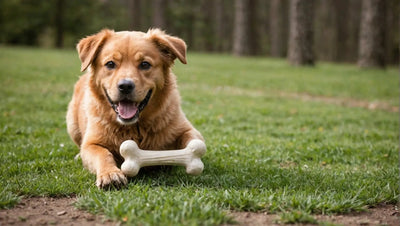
<box><xmin>66</xmin><ymin>29</ymin><xmax>204</xmax><ymax>189</ymax></box>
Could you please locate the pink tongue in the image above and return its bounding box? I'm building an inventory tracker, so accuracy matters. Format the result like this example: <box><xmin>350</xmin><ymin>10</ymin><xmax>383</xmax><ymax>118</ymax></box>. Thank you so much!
<box><xmin>117</xmin><ymin>102</ymin><xmax>138</xmax><ymax>119</ymax></box>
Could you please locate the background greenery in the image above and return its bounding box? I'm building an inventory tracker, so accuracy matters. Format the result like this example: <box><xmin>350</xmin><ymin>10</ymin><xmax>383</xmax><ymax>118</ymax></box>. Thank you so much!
<box><xmin>0</xmin><ymin>0</ymin><xmax>398</xmax><ymax>65</ymax></box>
<box><xmin>0</xmin><ymin>46</ymin><xmax>398</xmax><ymax>225</ymax></box>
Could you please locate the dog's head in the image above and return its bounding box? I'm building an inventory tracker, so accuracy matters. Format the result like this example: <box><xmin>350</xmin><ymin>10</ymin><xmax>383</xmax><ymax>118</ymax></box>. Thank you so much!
<box><xmin>77</xmin><ymin>29</ymin><xmax>187</xmax><ymax>125</ymax></box>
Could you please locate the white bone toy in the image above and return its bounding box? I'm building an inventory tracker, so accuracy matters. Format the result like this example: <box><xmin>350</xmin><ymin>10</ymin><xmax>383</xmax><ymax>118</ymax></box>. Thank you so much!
<box><xmin>120</xmin><ymin>139</ymin><xmax>206</xmax><ymax>177</ymax></box>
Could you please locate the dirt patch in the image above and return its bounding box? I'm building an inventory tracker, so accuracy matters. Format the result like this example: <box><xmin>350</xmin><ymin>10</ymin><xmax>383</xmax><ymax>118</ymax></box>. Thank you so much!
<box><xmin>0</xmin><ymin>197</ymin><xmax>117</xmax><ymax>226</ymax></box>
<box><xmin>198</xmin><ymin>85</ymin><xmax>399</xmax><ymax>112</ymax></box>
<box><xmin>1</xmin><ymin>197</ymin><xmax>398</xmax><ymax>225</ymax></box>
<box><xmin>314</xmin><ymin>204</ymin><xmax>400</xmax><ymax>225</ymax></box>
<box><xmin>277</xmin><ymin>92</ymin><xmax>399</xmax><ymax>113</ymax></box>
<box><xmin>227</xmin><ymin>204</ymin><xmax>399</xmax><ymax>226</ymax></box>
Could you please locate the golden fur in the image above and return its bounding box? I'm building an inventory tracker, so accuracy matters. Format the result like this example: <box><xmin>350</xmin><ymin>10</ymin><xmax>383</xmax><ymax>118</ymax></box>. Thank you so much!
<box><xmin>66</xmin><ymin>29</ymin><xmax>203</xmax><ymax>189</ymax></box>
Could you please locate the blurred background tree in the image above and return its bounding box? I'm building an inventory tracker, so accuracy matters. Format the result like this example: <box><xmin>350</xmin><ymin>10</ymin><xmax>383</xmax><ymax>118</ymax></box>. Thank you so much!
<box><xmin>287</xmin><ymin>0</ymin><xmax>315</xmax><ymax>66</ymax></box>
<box><xmin>0</xmin><ymin>0</ymin><xmax>398</xmax><ymax>67</ymax></box>
<box><xmin>358</xmin><ymin>0</ymin><xmax>386</xmax><ymax>68</ymax></box>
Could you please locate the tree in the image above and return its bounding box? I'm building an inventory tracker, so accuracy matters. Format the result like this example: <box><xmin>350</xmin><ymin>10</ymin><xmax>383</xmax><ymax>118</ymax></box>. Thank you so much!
<box><xmin>314</xmin><ymin>0</ymin><xmax>335</xmax><ymax>61</ymax></box>
<box><xmin>55</xmin><ymin>0</ymin><xmax>65</xmax><ymax>48</ymax></box>
<box><xmin>212</xmin><ymin>0</ymin><xmax>234</xmax><ymax>53</ymax></box>
<box><xmin>269</xmin><ymin>0</ymin><xmax>288</xmax><ymax>57</ymax></box>
<box><xmin>196</xmin><ymin>0</ymin><xmax>215</xmax><ymax>51</ymax></box>
<box><xmin>287</xmin><ymin>0</ymin><xmax>315</xmax><ymax>66</ymax></box>
<box><xmin>247</xmin><ymin>0</ymin><xmax>259</xmax><ymax>55</ymax></box>
<box><xmin>384</xmin><ymin>0</ymin><xmax>400</xmax><ymax>65</ymax></box>
<box><xmin>129</xmin><ymin>0</ymin><xmax>142</xmax><ymax>30</ymax></box>
<box><xmin>333</xmin><ymin>0</ymin><xmax>351</xmax><ymax>62</ymax></box>
<box><xmin>213</xmin><ymin>0</ymin><xmax>224</xmax><ymax>52</ymax></box>
<box><xmin>358</xmin><ymin>0</ymin><xmax>386</xmax><ymax>68</ymax></box>
<box><xmin>232</xmin><ymin>0</ymin><xmax>251</xmax><ymax>56</ymax></box>
<box><xmin>0</xmin><ymin>0</ymin><xmax>51</xmax><ymax>45</ymax></box>
<box><xmin>152</xmin><ymin>0</ymin><xmax>168</xmax><ymax>29</ymax></box>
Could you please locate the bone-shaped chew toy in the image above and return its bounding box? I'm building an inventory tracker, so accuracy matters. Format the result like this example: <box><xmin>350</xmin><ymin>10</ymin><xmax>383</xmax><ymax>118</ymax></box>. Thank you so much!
<box><xmin>120</xmin><ymin>139</ymin><xmax>206</xmax><ymax>177</ymax></box>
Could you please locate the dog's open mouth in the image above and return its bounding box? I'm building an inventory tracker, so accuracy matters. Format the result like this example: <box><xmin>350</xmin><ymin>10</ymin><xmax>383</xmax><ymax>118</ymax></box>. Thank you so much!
<box><xmin>105</xmin><ymin>89</ymin><xmax>153</xmax><ymax>124</ymax></box>
<box><xmin>117</xmin><ymin>100</ymin><xmax>139</xmax><ymax>120</ymax></box>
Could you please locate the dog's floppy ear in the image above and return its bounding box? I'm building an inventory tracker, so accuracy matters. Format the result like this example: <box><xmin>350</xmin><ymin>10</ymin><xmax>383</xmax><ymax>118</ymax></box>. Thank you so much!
<box><xmin>77</xmin><ymin>29</ymin><xmax>113</xmax><ymax>72</ymax></box>
<box><xmin>147</xmin><ymin>29</ymin><xmax>187</xmax><ymax>64</ymax></box>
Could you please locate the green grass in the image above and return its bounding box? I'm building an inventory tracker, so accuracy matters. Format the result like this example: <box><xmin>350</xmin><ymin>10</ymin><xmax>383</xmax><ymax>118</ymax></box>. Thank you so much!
<box><xmin>279</xmin><ymin>210</ymin><xmax>318</xmax><ymax>224</ymax></box>
<box><xmin>0</xmin><ymin>46</ymin><xmax>398</xmax><ymax>225</ymax></box>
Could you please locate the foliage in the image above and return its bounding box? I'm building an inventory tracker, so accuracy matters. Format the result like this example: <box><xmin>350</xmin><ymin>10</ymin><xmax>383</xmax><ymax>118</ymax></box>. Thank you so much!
<box><xmin>0</xmin><ymin>0</ymin><xmax>398</xmax><ymax>65</ymax></box>
<box><xmin>0</xmin><ymin>0</ymin><xmax>51</xmax><ymax>45</ymax></box>
<box><xmin>0</xmin><ymin>0</ymin><xmax>129</xmax><ymax>47</ymax></box>
<box><xmin>0</xmin><ymin>47</ymin><xmax>398</xmax><ymax>225</ymax></box>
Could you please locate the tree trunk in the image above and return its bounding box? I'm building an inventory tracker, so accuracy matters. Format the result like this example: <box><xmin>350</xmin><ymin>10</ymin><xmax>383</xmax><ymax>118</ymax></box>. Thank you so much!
<box><xmin>344</xmin><ymin>0</ymin><xmax>362</xmax><ymax>63</ymax></box>
<box><xmin>215</xmin><ymin>0</ymin><xmax>235</xmax><ymax>52</ymax></box>
<box><xmin>248</xmin><ymin>0</ymin><xmax>259</xmax><ymax>55</ymax></box>
<box><xmin>152</xmin><ymin>0</ymin><xmax>167</xmax><ymax>29</ymax></box>
<box><xmin>55</xmin><ymin>0</ymin><xmax>64</xmax><ymax>48</ymax></box>
<box><xmin>233</xmin><ymin>0</ymin><xmax>251</xmax><ymax>56</ymax></box>
<box><xmin>358</xmin><ymin>0</ymin><xmax>386</xmax><ymax>68</ymax></box>
<box><xmin>214</xmin><ymin>0</ymin><xmax>224</xmax><ymax>52</ymax></box>
<box><xmin>314</xmin><ymin>0</ymin><xmax>336</xmax><ymax>62</ymax></box>
<box><xmin>333</xmin><ymin>0</ymin><xmax>349</xmax><ymax>62</ymax></box>
<box><xmin>129</xmin><ymin>0</ymin><xmax>142</xmax><ymax>31</ymax></box>
<box><xmin>199</xmin><ymin>0</ymin><xmax>215</xmax><ymax>51</ymax></box>
<box><xmin>269</xmin><ymin>0</ymin><xmax>288</xmax><ymax>57</ymax></box>
<box><xmin>288</xmin><ymin>0</ymin><xmax>315</xmax><ymax>66</ymax></box>
<box><xmin>385</xmin><ymin>0</ymin><xmax>399</xmax><ymax>65</ymax></box>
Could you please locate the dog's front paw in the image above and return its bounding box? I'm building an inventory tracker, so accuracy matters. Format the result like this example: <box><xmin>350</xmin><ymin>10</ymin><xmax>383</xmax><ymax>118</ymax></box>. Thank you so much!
<box><xmin>96</xmin><ymin>168</ymin><xmax>127</xmax><ymax>189</ymax></box>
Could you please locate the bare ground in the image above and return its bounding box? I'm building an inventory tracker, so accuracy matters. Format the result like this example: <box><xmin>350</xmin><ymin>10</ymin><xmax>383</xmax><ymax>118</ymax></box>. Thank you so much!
<box><xmin>227</xmin><ymin>204</ymin><xmax>400</xmax><ymax>226</ymax></box>
<box><xmin>0</xmin><ymin>197</ymin><xmax>115</xmax><ymax>226</ymax></box>
<box><xmin>204</xmin><ymin>85</ymin><xmax>399</xmax><ymax>112</ymax></box>
<box><xmin>0</xmin><ymin>197</ymin><xmax>399</xmax><ymax>226</ymax></box>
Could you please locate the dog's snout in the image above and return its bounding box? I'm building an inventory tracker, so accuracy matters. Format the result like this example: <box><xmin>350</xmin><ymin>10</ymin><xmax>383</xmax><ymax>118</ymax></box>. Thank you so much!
<box><xmin>118</xmin><ymin>79</ymin><xmax>135</xmax><ymax>95</ymax></box>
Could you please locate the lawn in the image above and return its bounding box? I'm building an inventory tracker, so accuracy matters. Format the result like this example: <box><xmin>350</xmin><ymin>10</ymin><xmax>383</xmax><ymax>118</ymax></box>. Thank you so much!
<box><xmin>0</xmin><ymin>46</ymin><xmax>398</xmax><ymax>225</ymax></box>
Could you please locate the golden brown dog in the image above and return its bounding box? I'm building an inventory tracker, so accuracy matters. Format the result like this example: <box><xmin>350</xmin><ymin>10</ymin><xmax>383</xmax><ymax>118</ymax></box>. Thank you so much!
<box><xmin>66</xmin><ymin>29</ymin><xmax>203</xmax><ymax>189</ymax></box>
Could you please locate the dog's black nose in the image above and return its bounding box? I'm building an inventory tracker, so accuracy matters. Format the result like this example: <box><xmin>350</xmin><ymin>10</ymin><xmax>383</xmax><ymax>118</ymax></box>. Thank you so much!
<box><xmin>118</xmin><ymin>79</ymin><xmax>135</xmax><ymax>95</ymax></box>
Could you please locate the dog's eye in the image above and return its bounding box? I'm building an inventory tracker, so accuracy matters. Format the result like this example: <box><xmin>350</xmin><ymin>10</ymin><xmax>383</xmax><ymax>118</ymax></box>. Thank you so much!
<box><xmin>139</xmin><ymin>61</ymin><xmax>151</xmax><ymax>70</ymax></box>
<box><xmin>105</xmin><ymin>61</ymin><xmax>116</xmax><ymax>70</ymax></box>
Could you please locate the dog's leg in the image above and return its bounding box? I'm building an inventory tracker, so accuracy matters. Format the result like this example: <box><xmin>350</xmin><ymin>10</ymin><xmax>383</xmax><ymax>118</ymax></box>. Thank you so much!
<box><xmin>176</xmin><ymin>128</ymin><xmax>204</xmax><ymax>149</ymax></box>
<box><xmin>80</xmin><ymin>144</ymin><xmax>127</xmax><ymax>189</ymax></box>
